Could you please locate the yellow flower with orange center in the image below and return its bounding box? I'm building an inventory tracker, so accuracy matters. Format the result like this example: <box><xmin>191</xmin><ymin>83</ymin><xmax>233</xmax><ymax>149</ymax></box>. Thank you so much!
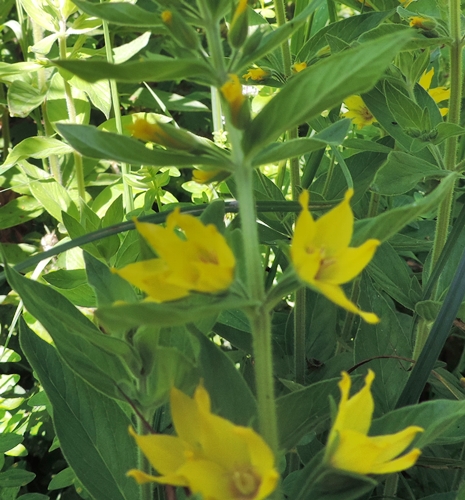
<box><xmin>113</xmin><ymin>209</ymin><xmax>235</xmax><ymax>302</ymax></box>
<box><xmin>128</xmin><ymin>384</ymin><xmax>279</xmax><ymax>500</ymax></box>
<box><xmin>291</xmin><ymin>190</ymin><xmax>380</xmax><ymax>323</ymax></box>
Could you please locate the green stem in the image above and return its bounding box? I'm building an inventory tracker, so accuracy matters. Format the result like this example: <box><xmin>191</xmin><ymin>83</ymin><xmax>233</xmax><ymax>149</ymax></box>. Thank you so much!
<box><xmin>273</xmin><ymin>0</ymin><xmax>292</xmax><ymax>76</ymax></box>
<box><xmin>58</xmin><ymin>21</ymin><xmax>86</xmax><ymax>209</ymax></box>
<box><xmin>101</xmin><ymin>16</ymin><xmax>134</xmax><ymax>213</ymax></box>
<box><xmin>367</xmin><ymin>191</ymin><xmax>380</xmax><ymax>218</ymax></box>
<box><xmin>294</xmin><ymin>288</ymin><xmax>306</xmax><ymax>384</ymax></box>
<box><xmin>0</xmin><ymin>85</ymin><xmax>10</xmax><ymax>161</ymax></box>
<box><xmin>340</xmin><ymin>278</ymin><xmax>361</xmax><ymax>344</ymax></box>
<box><xmin>197</xmin><ymin>0</ymin><xmax>226</xmax><ymax>81</ymax></box>
<box><xmin>137</xmin><ymin>411</ymin><xmax>154</xmax><ymax>500</ymax></box>
<box><xmin>429</xmin><ymin>0</ymin><xmax>462</xmax><ymax>268</ymax></box>
<box><xmin>230</xmin><ymin>128</ymin><xmax>280</xmax><ymax>464</ymax></box>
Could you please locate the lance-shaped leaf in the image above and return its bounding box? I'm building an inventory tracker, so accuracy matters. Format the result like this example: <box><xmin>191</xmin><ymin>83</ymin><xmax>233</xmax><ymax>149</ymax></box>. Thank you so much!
<box><xmin>72</xmin><ymin>0</ymin><xmax>162</xmax><ymax>27</ymax></box>
<box><xmin>53</xmin><ymin>56</ymin><xmax>216</xmax><ymax>86</ymax></box>
<box><xmin>242</xmin><ymin>31</ymin><xmax>412</xmax><ymax>156</ymax></box>
<box><xmin>57</xmin><ymin>123</ymin><xmax>232</xmax><ymax>168</ymax></box>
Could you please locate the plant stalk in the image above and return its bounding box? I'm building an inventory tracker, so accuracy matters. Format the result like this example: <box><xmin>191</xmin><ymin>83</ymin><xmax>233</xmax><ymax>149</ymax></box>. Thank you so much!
<box><xmin>101</xmin><ymin>14</ymin><xmax>134</xmax><ymax>213</ymax></box>
<box><xmin>58</xmin><ymin>21</ymin><xmax>86</xmax><ymax>209</ymax></box>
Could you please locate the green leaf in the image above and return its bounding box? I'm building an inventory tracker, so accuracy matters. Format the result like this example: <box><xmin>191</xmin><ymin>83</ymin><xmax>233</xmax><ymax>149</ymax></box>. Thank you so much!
<box><xmin>57</xmin><ymin>124</ymin><xmax>228</xmax><ymax>167</ymax></box>
<box><xmin>353</xmin><ymin>173</ymin><xmax>459</xmax><ymax>245</ymax></box>
<box><xmin>371</xmin><ymin>398</ymin><xmax>465</xmax><ymax>447</ymax></box>
<box><xmin>42</xmin><ymin>269</ymin><xmax>97</xmax><ymax>308</ymax></box>
<box><xmin>0</xmin><ymin>137</ymin><xmax>73</xmax><ymax>174</ymax></box>
<box><xmin>7</xmin><ymin>80</ymin><xmax>46</xmax><ymax>118</ymax></box>
<box><xmin>84</xmin><ymin>252</ymin><xmax>137</xmax><ymax>307</ymax></box>
<box><xmin>0</xmin><ymin>196</ymin><xmax>44</xmax><ymax>230</ymax></box>
<box><xmin>384</xmin><ymin>80</ymin><xmax>425</xmax><ymax>130</ymax></box>
<box><xmin>5</xmin><ymin>266</ymin><xmax>141</xmax><ymax>401</ymax></box>
<box><xmin>432</xmin><ymin>122</ymin><xmax>465</xmax><ymax>145</ymax></box>
<box><xmin>298</xmin><ymin>11</ymin><xmax>391</xmax><ymax>61</ymax></box>
<box><xmin>367</xmin><ymin>242</ymin><xmax>419</xmax><ymax>310</ymax></box>
<box><xmin>277</xmin><ymin>378</ymin><xmax>339</xmax><ymax>451</ymax></box>
<box><xmin>71</xmin><ymin>0</ymin><xmax>162</xmax><ymax>26</ymax></box>
<box><xmin>235</xmin><ymin>0</ymin><xmax>325</xmax><ymax>72</ymax></box>
<box><xmin>0</xmin><ymin>469</ymin><xmax>35</xmax><ymax>488</ymax></box>
<box><xmin>373</xmin><ymin>151</ymin><xmax>444</xmax><ymax>196</ymax></box>
<box><xmin>30</xmin><ymin>178</ymin><xmax>79</xmax><ymax>223</ymax></box>
<box><xmin>19</xmin><ymin>320</ymin><xmax>139</xmax><ymax>500</ymax></box>
<box><xmin>96</xmin><ymin>294</ymin><xmax>254</xmax><ymax>331</ymax></box>
<box><xmin>48</xmin><ymin>468</ymin><xmax>75</xmax><ymax>490</ymax></box>
<box><xmin>251</xmin><ymin>119</ymin><xmax>351</xmax><ymax>167</ymax></box>
<box><xmin>355</xmin><ymin>277</ymin><xmax>412</xmax><ymax>413</ymax></box>
<box><xmin>0</xmin><ymin>434</ymin><xmax>23</xmax><ymax>453</ymax></box>
<box><xmin>189</xmin><ymin>325</ymin><xmax>257</xmax><ymax>426</ymax></box>
<box><xmin>53</xmin><ymin>57</ymin><xmax>215</xmax><ymax>86</ymax></box>
<box><xmin>243</xmin><ymin>31</ymin><xmax>412</xmax><ymax>156</ymax></box>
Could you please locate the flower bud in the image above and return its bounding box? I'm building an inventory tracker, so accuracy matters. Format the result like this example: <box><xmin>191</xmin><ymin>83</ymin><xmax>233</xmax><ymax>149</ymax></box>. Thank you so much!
<box><xmin>292</xmin><ymin>62</ymin><xmax>307</xmax><ymax>73</ymax></box>
<box><xmin>192</xmin><ymin>168</ymin><xmax>230</xmax><ymax>184</ymax></box>
<box><xmin>409</xmin><ymin>16</ymin><xmax>437</xmax><ymax>30</ymax></box>
<box><xmin>127</xmin><ymin>118</ymin><xmax>202</xmax><ymax>152</ymax></box>
<box><xmin>228</xmin><ymin>0</ymin><xmax>249</xmax><ymax>49</ymax></box>
<box><xmin>220</xmin><ymin>74</ymin><xmax>250</xmax><ymax>129</ymax></box>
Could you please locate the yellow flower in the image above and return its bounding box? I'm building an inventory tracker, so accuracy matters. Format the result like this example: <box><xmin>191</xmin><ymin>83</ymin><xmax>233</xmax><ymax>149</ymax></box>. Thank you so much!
<box><xmin>291</xmin><ymin>190</ymin><xmax>380</xmax><ymax>323</ymax></box>
<box><xmin>126</xmin><ymin>118</ymin><xmax>185</xmax><ymax>149</ymax></box>
<box><xmin>343</xmin><ymin>95</ymin><xmax>377</xmax><ymax>129</ymax></box>
<box><xmin>243</xmin><ymin>67</ymin><xmax>268</xmax><ymax>81</ymax></box>
<box><xmin>325</xmin><ymin>370</ymin><xmax>424</xmax><ymax>474</ymax></box>
<box><xmin>113</xmin><ymin>209</ymin><xmax>235</xmax><ymax>302</ymax></box>
<box><xmin>232</xmin><ymin>0</ymin><xmax>248</xmax><ymax>21</ymax></box>
<box><xmin>128</xmin><ymin>384</ymin><xmax>279</xmax><ymax>500</ymax></box>
<box><xmin>419</xmin><ymin>68</ymin><xmax>450</xmax><ymax>116</ymax></box>
<box><xmin>292</xmin><ymin>62</ymin><xmax>307</xmax><ymax>73</ymax></box>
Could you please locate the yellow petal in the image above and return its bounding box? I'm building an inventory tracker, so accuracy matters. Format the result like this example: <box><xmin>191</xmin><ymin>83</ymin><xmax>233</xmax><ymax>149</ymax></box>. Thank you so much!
<box><xmin>128</xmin><ymin>428</ymin><xmax>189</xmax><ymax>482</ymax></box>
<box><xmin>313</xmin><ymin>190</ymin><xmax>354</xmax><ymax>255</ymax></box>
<box><xmin>317</xmin><ymin>239</ymin><xmax>380</xmax><ymax>284</ymax></box>
<box><xmin>440</xmin><ymin>107</ymin><xmax>449</xmax><ymax>116</ymax></box>
<box><xmin>112</xmin><ymin>259</ymin><xmax>190</xmax><ymax>302</ymax></box>
<box><xmin>419</xmin><ymin>68</ymin><xmax>434</xmax><ymax>90</ymax></box>
<box><xmin>333</xmin><ymin>370</ymin><xmax>375</xmax><ymax>437</ymax></box>
<box><xmin>369</xmin><ymin>448</ymin><xmax>422</xmax><ymax>474</ymax></box>
<box><xmin>170</xmin><ymin>386</ymin><xmax>204</xmax><ymax>452</ymax></box>
<box><xmin>176</xmin><ymin>459</ymin><xmax>233</xmax><ymax>499</ymax></box>
<box><xmin>366</xmin><ymin>426</ymin><xmax>424</xmax><ymax>464</ymax></box>
<box><xmin>127</xmin><ymin>469</ymin><xmax>160</xmax><ymax>484</ymax></box>
<box><xmin>428</xmin><ymin>86</ymin><xmax>450</xmax><ymax>103</ymax></box>
<box><xmin>311</xmin><ymin>281</ymin><xmax>380</xmax><ymax>324</ymax></box>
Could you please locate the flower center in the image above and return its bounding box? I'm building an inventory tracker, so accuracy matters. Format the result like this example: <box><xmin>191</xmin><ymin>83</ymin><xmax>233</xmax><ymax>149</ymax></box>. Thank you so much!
<box><xmin>360</xmin><ymin>106</ymin><xmax>374</xmax><ymax>122</ymax></box>
<box><xmin>229</xmin><ymin>467</ymin><xmax>260</xmax><ymax>499</ymax></box>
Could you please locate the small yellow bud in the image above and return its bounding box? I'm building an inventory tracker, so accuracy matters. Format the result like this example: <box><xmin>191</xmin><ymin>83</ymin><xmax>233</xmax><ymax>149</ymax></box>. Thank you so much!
<box><xmin>292</xmin><ymin>62</ymin><xmax>307</xmax><ymax>73</ymax></box>
<box><xmin>229</xmin><ymin>0</ymin><xmax>249</xmax><ymax>48</ymax></box>
<box><xmin>220</xmin><ymin>74</ymin><xmax>248</xmax><ymax>128</ymax></box>
<box><xmin>161</xmin><ymin>10</ymin><xmax>172</xmax><ymax>24</ymax></box>
<box><xmin>409</xmin><ymin>16</ymin><xmax>437</xmax><ymax>30</ymax></box>
<box><xmin>192</xmin><ymin>168</ymin><xmax>229</xmax><ymax>184</ymax></box>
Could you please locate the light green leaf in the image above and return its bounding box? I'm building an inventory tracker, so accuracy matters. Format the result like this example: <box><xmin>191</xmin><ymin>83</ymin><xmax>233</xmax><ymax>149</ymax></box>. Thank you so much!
<box><xmin>7</xmin><ymin>80</ymin><xmax>46</xmax><ymax>117</ymax></box>
<box><xmin>30</xmin><ymin>178</ymin><xmax>79</xmax><ymax>223</ymax></box>
<box><xmin>113</xmin><ymin>32</ymin><xmax>152</xmax><ymax>64</ymax></box>
<box><xmin>0</xmin><ymin>137</ymin><xmax>72</xmax><ymax>174</ymax></box>
<box><xmin>0</xmin><ymin>196</ymin><xmax>43</xmax><ymax>230</ymax></box>
<box><xmin>243</xmin><ymin>31</ymin><xmax>412</xmax><ymax>156</ymax></box>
